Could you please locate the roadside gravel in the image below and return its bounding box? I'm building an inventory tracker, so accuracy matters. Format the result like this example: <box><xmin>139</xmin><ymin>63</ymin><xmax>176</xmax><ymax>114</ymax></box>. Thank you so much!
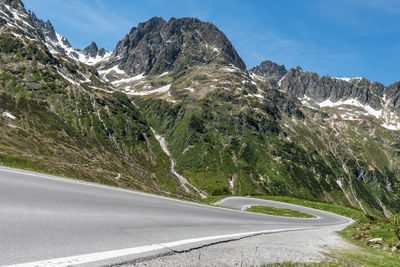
<box><xmin>119</xmin><ymin>222</ymin><xmax>353</xmax><ymax>267</ymax></box>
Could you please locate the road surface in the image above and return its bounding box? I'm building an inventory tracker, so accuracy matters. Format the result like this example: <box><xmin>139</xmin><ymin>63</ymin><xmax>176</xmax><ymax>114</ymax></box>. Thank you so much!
<box><xmin>0</xmin><ymin>166</ymin><xmax>351</xmax><ymax>266</ymax></box>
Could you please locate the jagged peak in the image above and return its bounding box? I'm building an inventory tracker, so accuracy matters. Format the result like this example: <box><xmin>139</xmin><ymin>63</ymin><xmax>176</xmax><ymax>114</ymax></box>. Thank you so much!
<box><xmin>251</xmin><ymin>60</ymin><xmax>287</xmax><ymax>80</ymax></box>
<box><xmin>113</xmin><ymin>16</ymin><xmax>246</xmax><ymax>75</ymax></box>
<box><xmin>85</xmin><ymin>41</ymin><xmax>98</xmax><ymax>50</ymax></box>
<box><xmin>0</xmin><ymin>0</ymin><xmax>24</xmax><ymax>9</ymax></box>
<box><xmin>129</xmin><ymin>16</ymin><xmax>166</xmax><ymax>35</ymax></box>
<box><xmin>83</xmin><ymin>41</ymin><xmax>99</xmax><ymax>57</ymax></box>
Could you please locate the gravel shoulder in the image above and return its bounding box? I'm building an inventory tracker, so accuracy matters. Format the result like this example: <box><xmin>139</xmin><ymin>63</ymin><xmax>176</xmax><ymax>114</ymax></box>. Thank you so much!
<box><xmin>122</xmin><ymin>222</ymin><xmax>352</xmax><ymax>267</ymax></box>
<box><xmin>116</xmin><ymin>197</ymin><xmax>354</xmax><ymax>266</ymax></box>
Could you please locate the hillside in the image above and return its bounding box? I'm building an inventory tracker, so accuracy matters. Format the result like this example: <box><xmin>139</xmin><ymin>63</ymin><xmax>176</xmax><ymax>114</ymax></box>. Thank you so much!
<box><xmin>1</xmin><ymin>0</ymin><xmax>399</xmax><ymax>217</ymax></box>
<box><xmin>0</xmin><ymin>0</ymin><xmax>198</xmax><ymax>198</ymax></box>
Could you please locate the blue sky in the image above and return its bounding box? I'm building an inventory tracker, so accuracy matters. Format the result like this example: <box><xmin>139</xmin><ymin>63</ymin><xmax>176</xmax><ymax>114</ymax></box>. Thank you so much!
<box><xmin>24</xmin><ymin>0</ymin><xmax>400</xmax><ymax>85</ymax></box>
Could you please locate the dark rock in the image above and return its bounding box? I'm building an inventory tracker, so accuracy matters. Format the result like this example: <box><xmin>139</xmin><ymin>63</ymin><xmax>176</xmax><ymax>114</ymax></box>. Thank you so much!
<box><xmin>83</xmin><ymin>41</ymin><xmax>98</xmax><ymax>57</ymax></box>
<box><xmin>70</xmin><ymin>51</ymin><xmax>79</xmax><ymax>59</ymax></box>
<box><xmin>279</xmin><ymin>67</ymin><xmax>385</xmax><ymax>110</ymax></box>
<box><xmin>111</xmin><ymin>17</ymin><xmax>246</xmax><ymax>75</ymax></box>
<box><xmin>385</xmin><ymin>82</ymin><xmax>400</xmax><ymax>110</ymax></box>
<box><xmin>251</xmin><ymin>60</ymin><xmax>287</xmax><ymax>80</ymax></box>
<box><xmin>28</xmin><ymin>13</ymin><xmax>57</xmax><ymax>42</ymax></box>
<box><xmin>0</xmin><ymin>0</ymin><xmax>24</xmax><ymax>11</ymax></box>
<box><xmin>98</xmin><ymin>48</ymin><xmax>106</xmax><ymax>57</ymax></box>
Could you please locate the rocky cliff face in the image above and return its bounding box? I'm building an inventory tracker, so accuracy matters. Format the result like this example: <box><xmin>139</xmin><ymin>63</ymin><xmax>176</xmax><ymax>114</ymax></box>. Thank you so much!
<box><xmin>278</xmin><ymin>67</ymin><xmax>384</xmax><ymax>109</ymax></box>
<box><xmin>251</xmin><ymin>60</ymin><xmax>287</xmax><ymax>80</ymax></box>
<box><xmin>251</xmin><ymin>61</ymin><xmax>400</xmax><ymax>116</ymax></box>
<box><xmin>0</xmin><ymin>0</ymin><xmax>24</xmax><ymax>10</ymax></box>
<box><xmin>82</xmin><ymin>41</ymin><xmax>107</xmax><ymax>58</ymax></box>
<box><xmin>110</xmin><ymin>17</ymin><xmax>246</xmax><ymax>75</ymax></box>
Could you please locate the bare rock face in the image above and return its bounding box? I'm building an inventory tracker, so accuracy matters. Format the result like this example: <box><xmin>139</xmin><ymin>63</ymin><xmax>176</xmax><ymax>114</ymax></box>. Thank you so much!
<box><xmin>279</xmin><ymin>67</ymin><xmax>385</xmax><ymax>109</ymax></box>
<box><xmin>385</xmin><ymin>82</ymin><xmax>400</xmax><ymax>110</ymax></box>
<box><xmin>0</xmin><ymin>0</ymin><xmax>24</xmax><ymax>11</ymax></box>
<box><xmin>82</xmin><ymin>41</ymin><xmax>99</xmax><ymax>57</ymax></box>
<box><xmin>250</xmin><ymin>62</ymin><xmax>392</xmax><ymax>111</ymax></box>
<box><xmin>251</xmin><ymin>60</ymin><xmax>287</xmax><ymax>80</ymax></box>
<box><xmin>111</xmin><ymin>17</ymin><xmax>246</xmax><ymax>75</ymax></box>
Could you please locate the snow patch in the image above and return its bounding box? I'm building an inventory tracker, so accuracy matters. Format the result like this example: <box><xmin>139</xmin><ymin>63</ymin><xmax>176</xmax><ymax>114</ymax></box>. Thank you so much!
<box><xmin>249</xmin><ymin>72</ymin><xmax>263</xmax><ymax>81</ymax></box>
<box><xmin>99</xmin><ymin>65</ymin><xmax>126</xmax><ymax>76</ymax></box>
<box><xmin>126</xmin><ymin>84</ymin><xmax>171</xmax><ymax>96</ymax></box>
<box><xmin>2</xmin><ymin>112</ymin><xmax>16</xmax><ymax>120</ymax></box>
<box><xmin>159</xmin><ymin>72</ymin><xmax>169</xmax><ymax>77</ymax></box>
<box><xmin>45</xmin><ymin>32</ymin><xmax>111</xmax><ymax>66</ymax></box>
<box><xmin>111</xmin><ymin>73</ymin><xmax>146</xmax><ymax>86</ymax></box>
<box><xmin>223</xmin><ymin>67</ymin><xmax>238</xmax><ymax>73</ymax></box>
<box><xmin>81</xmin><ymin>51</ymin><xmax>112</xmax><ymax>66</ymax></box>
<box><xmin>318</xmin><ymin>98</ymin><xmax>382</xmax><ymax>118</ymax></box>
<box><xmin>334</xmin><ymin>77</ymin><xmax>362</xmax><ymax>82</ymax></box>
<box><xmin>277</xmin><ymin>73</ymin><xmax>287</xmax><ymax>87</ymax></box>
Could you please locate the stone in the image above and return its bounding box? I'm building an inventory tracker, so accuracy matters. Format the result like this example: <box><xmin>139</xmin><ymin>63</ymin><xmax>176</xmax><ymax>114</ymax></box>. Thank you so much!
<box><xmin>367</xmin><ymin>237</ymin><xmax>383</xmax><ymax>244</ymax></box>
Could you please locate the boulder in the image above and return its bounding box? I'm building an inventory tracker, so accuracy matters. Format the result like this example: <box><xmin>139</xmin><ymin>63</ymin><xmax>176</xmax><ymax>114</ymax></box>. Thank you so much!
<box><xmin>367</xmin><ymin>237</ymin><xmax>383</xmax><ymax>245</ymax></box>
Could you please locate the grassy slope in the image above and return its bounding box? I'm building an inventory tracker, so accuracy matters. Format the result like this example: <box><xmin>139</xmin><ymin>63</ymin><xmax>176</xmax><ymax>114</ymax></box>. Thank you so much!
<box><xmin>255</xmin><ymin>196</ymin><xmax>369</xmax><ymax>222</ymax></box>
<box><xmin>0</xmin><ymin>32</ymin><xmax>192</xmax><ymax>198</ymax></box>
<box><xmin>246</xmin><ymin>205</ymin><xmax>316</xmax><ymax>218</ymax></box>
<box><xmin>133</xmin><ymin>63</ymin><xmax>399</xmax><ymax>217</ymax></box>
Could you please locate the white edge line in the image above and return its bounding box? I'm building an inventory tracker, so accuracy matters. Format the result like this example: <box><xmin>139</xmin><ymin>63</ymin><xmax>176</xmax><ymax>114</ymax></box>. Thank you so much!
<box><xmin>0</xmin><ymin>166</ymin><xmax>317</xmax><ymax>219</ymax></box>
<box><xmin>6</xmin><ymin>227</ymin><xmax>315</xmax><ymax>267</ymax></box>
<box><xmin>215</xmin><ymin>197</ymin><xmax>354</xmax><ymax>223</ymax></box>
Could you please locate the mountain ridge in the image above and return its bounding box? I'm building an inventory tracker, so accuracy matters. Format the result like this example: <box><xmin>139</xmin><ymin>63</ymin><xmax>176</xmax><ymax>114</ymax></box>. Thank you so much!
<box><xmin>1</xmin><ymin>0</ymin><xmax>400</xmax><ymax>217</ymax></box>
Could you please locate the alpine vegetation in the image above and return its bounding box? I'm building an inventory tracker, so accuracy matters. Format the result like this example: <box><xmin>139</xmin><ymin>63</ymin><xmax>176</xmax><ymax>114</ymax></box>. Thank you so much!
<box><xmin>1</xmin><ymin>0</ymin><xmax>399</xmax><ymax>217</ymax></box>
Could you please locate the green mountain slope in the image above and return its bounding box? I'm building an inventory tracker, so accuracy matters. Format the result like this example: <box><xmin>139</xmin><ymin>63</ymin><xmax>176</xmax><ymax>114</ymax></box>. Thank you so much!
<box><xmin>128</xmin><ymin>64</ymin><xmax>399</xmax><ymax>217</ymax></box>
<box><xmin>1</xmin><ymin>0</ymin><xmax>399</xmax><ymax>217</ymax></box>
<box><xmin>0</xmin><ymin>31</ymin><xmax>192</xmax><ymax>197</ymax></box>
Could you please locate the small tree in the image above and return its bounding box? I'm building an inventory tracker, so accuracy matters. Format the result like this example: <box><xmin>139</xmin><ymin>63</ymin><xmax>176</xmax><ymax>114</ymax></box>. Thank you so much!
<box><xmin>393</xmin><ymin>213</ymin><xmax>400</xmax><ymax>242</ymax></box>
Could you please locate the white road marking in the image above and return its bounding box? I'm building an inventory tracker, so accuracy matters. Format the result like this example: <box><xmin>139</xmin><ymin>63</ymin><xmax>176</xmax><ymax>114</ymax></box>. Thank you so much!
<box><xmin>6</xmin><ymin>227</ymin><xmax>314</xmax><ymax>267</ymax></box>
<box><xmin>0</xmin><ymin>166</ymin><xmax>321</xmax><ymax>219</ymax></box>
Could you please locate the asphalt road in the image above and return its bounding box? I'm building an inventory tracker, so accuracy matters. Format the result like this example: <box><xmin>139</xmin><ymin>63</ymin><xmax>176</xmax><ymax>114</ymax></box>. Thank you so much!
<box><xmin>0</xmin><ymin>166</ymin><xmax>351</xmax><ymax>266</ymax></box>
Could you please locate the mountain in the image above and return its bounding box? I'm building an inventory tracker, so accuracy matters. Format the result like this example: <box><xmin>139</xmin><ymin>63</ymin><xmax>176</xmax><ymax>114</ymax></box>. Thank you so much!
<box><xmin>1</xmin><ymin>0</ymin><xmax>399</xmax><ymax>217</ymax></box>
<box><xmin>99</xmin><ymin>17</ymin><xmax>399</xmax><ymax>217</ymax></box>
<box><xmin>106</xmin><ymin>17</ymin><xmax>246</xmax><ymax>76</ymax></box>
<box><xmin>250</xmin><ymin>60</ymin><xmax>287</xmax><ymax>83</ymax></box>
<box><xmin>255</xmin><ymin>65</ymin><xmax>400</xmax><ymax>130</ymax></box>
<box><xmin>0</xmin><ymin>0</ymin><xmax>199</xmax><ymax>198</ymax></box>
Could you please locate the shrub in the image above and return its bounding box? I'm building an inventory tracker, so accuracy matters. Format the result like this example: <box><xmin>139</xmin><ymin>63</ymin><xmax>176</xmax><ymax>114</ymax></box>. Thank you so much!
<box><xmin>391</xmin><ymin>214</ymin><xmax>400</xmax><ymax>242</ymax></box>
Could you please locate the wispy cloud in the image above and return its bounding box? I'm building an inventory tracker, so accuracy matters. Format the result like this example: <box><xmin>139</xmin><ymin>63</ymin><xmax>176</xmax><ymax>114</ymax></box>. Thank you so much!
<box><xmin>50</xmin><ymin>0</ymin><xmax>132</xmax><ymax>32</ymax></box>
<box><xmin>347</xmin><ymin>0</ymin><xmax>400</xmax><ymax>14</ymax></box>
<box><xmin>27</xmin><ymin>0</ymin><xmax>134</xmax><ymax>49</ymax></box>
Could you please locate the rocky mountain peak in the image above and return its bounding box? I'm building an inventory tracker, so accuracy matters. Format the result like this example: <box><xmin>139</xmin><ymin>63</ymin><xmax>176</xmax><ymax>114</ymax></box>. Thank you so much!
<box><xmin>28</xmin><ymin>12</ymin><xmax>57</xmax><ymax>41</ymax></box>
<box><xmin>111</xmin><ymin>16</ymin><xmax>246</xmax><ymax>76</ymax></box>
<box><xmin>83</xmin><ymin>41</ymin><xmax>99</xmax><ymax>57</ymax></box>
<box><xmin>251</xmin><ymin>60</ymin><xmax>287</xmax><ymax>80</ymax></box>
<box><xmin>0</xmin><ymin>0</ymin><xmax>24</xmax><ymax>10</ymax></box>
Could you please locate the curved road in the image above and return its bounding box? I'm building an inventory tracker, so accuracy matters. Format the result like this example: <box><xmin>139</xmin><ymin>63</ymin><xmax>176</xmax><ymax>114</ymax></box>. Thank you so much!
<box><xmin>0</xmin><ymin>166</ymin><xmax>351</xmax><ymax>266</ymax></box>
